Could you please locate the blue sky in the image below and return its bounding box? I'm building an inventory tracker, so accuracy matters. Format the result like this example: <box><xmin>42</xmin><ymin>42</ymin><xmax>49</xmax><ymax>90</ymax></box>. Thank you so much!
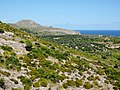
<box><xmin>0</xmin><ymin>0</ymin><xmax>120</xmax><ymax>30</ymax></box>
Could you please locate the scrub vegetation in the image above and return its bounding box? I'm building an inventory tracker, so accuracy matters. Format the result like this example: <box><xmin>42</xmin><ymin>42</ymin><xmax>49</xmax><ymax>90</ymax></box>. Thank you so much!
<box><xmin>0</xmin><ymin>21</ymin><xmax>120</xmax><ymax>90</ymax></box>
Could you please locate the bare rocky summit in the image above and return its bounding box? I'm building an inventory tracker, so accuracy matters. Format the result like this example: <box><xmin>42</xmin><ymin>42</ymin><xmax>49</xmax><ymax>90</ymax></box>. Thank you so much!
<box><xmin>16</xmin><ymin>20</ymin><xmax>41</xmax><ymax>29</ymax></box>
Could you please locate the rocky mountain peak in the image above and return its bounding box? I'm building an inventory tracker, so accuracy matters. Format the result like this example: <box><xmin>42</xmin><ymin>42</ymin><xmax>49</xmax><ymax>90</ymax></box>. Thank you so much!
<box><xmin>16</xmin><ymin>19</ymin><xmax>41</xmax><ymax>28</ymax></box>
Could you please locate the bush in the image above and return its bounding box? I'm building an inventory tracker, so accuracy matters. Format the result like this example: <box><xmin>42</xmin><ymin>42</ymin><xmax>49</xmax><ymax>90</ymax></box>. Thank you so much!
<box><xmin>30</xmin><ymin>76</ymin><xmax>36</xmax><ymax>81</ymax></box>
<box><xmin>1</xmin><ymin>45</ymin><xmax>13</xmax><ymax>52</ymax></box>
<box><xmin>59</xmin><ymin>74</ymin><xmax>67</xmax><ymax>81</ymax></box>
<box><xmin>78</xmin><ymin>71</ymin><xmax>83</xmax><ymax>76</ymax></box>
<box><xmin>24</xmin><ymin>85</ymin><xmax>30</xmax><ymax>90</ymax></box>
<box><xmin>83</xmin><ymin>82</ymin><xmax>93</xmax><ymax>89</ymax></box>
<box><xmin>23</xmin><ymin>55</ymin><xmax>30</xmax><ymax>64</ymax></box>
<box><xmin>52</xmin><ymin>63</ymin><xmax>59</xmax><ymax>70</ymax></box>
<box><xmin>0</xmin><ymin>29</ymin><xmax>4</xmax><ymax>33</ymax></box>
<box><xmin>67</xmin><ymin>80</ymin><xmax>76</xmax><ymax>86</ymax></box>
<box><xmin>95</xmin><ymin>76</ymin><xmax>100</xmax><ymax>80</ymax></box>
<box><xmin>19</xmin><ymin>40</ymin><xmax>24</xmax><ymax>43</ymax></box>
<box><xmin>63</xmin><ymin>83</ymin><xmax>68</xmax><ymax>88</ymax></box>
<box><xmin>10</xmin><ymin>78</ymin><xmax>18</xmax><ymax>84</ymax></box>
<box><xmin>39</xmin><ymin>78</ymin><xmax>48</xmax><ymax>87</ymax></box>
<box><xmin>25</xmin><ymin>41</ymin><xmax>32</xmax><ymax>51</ymax></box>
<box><xmin>12</xmin><ymin>88</ymin><xmax>21</xmax><ymax>90</ymax></box>
<box><xmin>0</xmin><ymin>78</ymin><xmax>5</xmax><ymax>89</ymax></box>
<box><xmin>18</xmin><ymin>76</ymin><xmax>32</xmax><ymax>86</ymax></box>
<box><xmin>113</xmin><ymin>86</ymin><xmax>119</xmax><ymax>90</ymax></box>
<box><xmin>27</xmin><ymin>47</ymin><xmax>44</xmax><ymax>59</ymax></box>
<box><xmin>2</xmin><ymin>71</ymin><xmax>10</xmax><ymax>77</ymax></box>
<box><xmin>5</xmin><ymin>56</ymin><xmax>21</xmax><ymax>70</ymax></box>
<box><xmin>75</xmin><ymin>79</ymin><xmax>83</xmax><ymax>87</ymax></box>
<box><xmin>97</xmin><ymin>68</ymin><xmax>104</xmax><ymax>75</ymax></box>
<box><xmin>0</xmin><ymin>55</ymin><xmax>4</xmax><ymax>63</ymax></box>
<box><xmin>10</xmin><ymin>52</ymin><xmax>16</xmax><ymax>56</ymax></box>
<box><xmin>35</xmin><ymin>42</ymin><xmax>40</xmax><ymax>47</ymax></box>
<box><xmin>93</xmin><ymin>81</ymin><xmax>99</xmax><ymax>86</ymax></box>
<box><xmin>47</xmin><ymin>70</ymin><xmax>60</xmax><ymax>83</ymax></box>
<box><xmin>23</xmin><ymin>78</ymin><xmax>32</xmax><ymax>86</ymax></box>
<box><xmin>104</xmin><ymin>80</ymin><xmax>109</xmax><ymax>84</ymax></box>
<box><xmin>87</xmin><ymin>75</ymin><xmax>94</xmax><ymax>81</ymax></box>
<box><xmin>33</xmin><ymin>82</ymin><xmax>40</xmax><ymax>87</ymax></box>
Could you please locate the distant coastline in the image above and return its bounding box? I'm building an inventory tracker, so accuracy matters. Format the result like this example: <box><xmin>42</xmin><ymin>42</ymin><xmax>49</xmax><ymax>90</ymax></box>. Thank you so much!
<box><xmin>76</xmin><ymin>30</ymin><xmax>120</xmax><ymax>36</ymax></box>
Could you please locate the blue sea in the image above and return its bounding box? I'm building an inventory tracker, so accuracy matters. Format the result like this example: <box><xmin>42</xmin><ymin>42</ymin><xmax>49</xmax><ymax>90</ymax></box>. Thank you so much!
<box><xmin>76</xmin><ymin>30</ymin><xmax>120</xmax><ymax>36</ymax></box>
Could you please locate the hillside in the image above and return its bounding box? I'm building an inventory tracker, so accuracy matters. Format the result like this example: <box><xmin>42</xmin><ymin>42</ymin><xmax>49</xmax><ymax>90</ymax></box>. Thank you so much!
<box><xmin>0</xmin><ymin>21</ymin><xmax>120</xmax><ymax>90</ymax></box>
<box><xmin>9</xmin><ymin>20</ymin><xmax>80</xmax><ymax>36</ymax></box>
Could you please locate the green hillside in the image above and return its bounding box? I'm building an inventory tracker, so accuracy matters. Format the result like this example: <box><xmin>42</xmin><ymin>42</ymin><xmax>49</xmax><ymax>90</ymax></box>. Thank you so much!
<box><xmin>0</xmin><ymin>21</ymin><xmax>120</xmax><ymax>90</ymax></box>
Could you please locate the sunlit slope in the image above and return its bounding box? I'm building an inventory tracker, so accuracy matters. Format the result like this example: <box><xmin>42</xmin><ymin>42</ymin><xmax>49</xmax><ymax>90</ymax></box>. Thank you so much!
<box><xmin>0</xmin><ymin>21</ymin><xmax>119</xmax><ymax>90</ymax></box>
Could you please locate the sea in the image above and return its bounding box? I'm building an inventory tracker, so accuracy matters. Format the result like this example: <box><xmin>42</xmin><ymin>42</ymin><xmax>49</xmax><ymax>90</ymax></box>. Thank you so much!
<box><xmin>76</xmin><ymin>30</ymin><xmax>120</xmax><ymax>37</ymax></box>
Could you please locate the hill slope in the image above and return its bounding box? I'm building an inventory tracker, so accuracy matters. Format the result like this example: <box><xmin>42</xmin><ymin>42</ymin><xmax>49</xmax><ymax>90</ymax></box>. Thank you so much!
<box><xmin>9</xmin><ymin>20</ymin><xmax>80</xmax><ymax>36</ymax></box>
<box><xmin>0</xmin><ymin>21</ymin><xmax>119</xmax><ymax>90</ymax></box>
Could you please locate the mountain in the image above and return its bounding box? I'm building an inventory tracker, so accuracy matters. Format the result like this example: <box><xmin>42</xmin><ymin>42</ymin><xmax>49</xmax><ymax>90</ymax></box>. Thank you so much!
<box><xmin>0</xmin><ymin>21</ymin><xmax>119</xmax><ymax>90</ymax></box>
<box><xmin>9</xmin><ymin>20</ymin><xmax>80</xmax><ymax>36</ymax></box>
<box><xmin>16</xmin><ymin>19</ymin><xmax>41</xmax><ymax>28</ymax></box>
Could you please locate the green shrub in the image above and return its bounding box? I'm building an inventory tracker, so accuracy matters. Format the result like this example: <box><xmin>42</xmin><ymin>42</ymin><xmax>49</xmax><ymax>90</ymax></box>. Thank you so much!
<box><xmin>39</xmin><ymin>78</ymin><xmax>48</xmax><ymax>87</ymax></box>
<box><xmin>18</xmin><ymin>76</ymin><xmax>32</xmax><ymax>86</ymax></box>
<box><xmin>37</xmin><ymin>67</ymin><xmax>46</xmax><ymax>77</ymax></box>
<box><xmin>10</xmin><ymin>78</ymin><xmax>18</xmax><ymax>84</ymax></box>
<box><xmin>52</xmin><ymin>63</ymin><xmax>59</xmax><ymax>70</ymax></box>
<box><xmin>63</xmin><ymin>83</ymin><xmax>68</xmax><ymax>88</ymax></box>
<box><xmin>78</xmin><ymin>71</ymin><xmax>83</xmax><ymax>76</ymax></box>
<box><xmin>93</xmin><ymin>81</ymin><xmax>99</xmax><ymax>86</ymax></box>
<box><xmin>0</xmin><ymin>78</ymin><xmax>5</xmax><ymax>89</ymax></box>
<box><xmin>104</xmin><ymin>80</ymin><xmax>109</xmax><ymax>84</ymax></box>
<box><xmin>67</xmin><ymin>80</ymin><xmax>76</xmax><ymax>86</ymax></box>
<box><xmin>87</xmin><ymin>75</ymin><xmax>94</xmax><ymax>81</ymax></box>
<box><xmin>0</xmin><ymin>55</ymin><xmax>4</xmax><ymax>63</ymax></box>
<box><xmin>23</xmin><ymin>55</ymin><xmax>31</xmax><ymax>64</ymax></box>
<box><xmin>30</xmin><ymin>76</ymin><xmax>36</xmax><ymax>81</ymax></box>
<box><xmin>12</xmin><ymin>88</ymin><xmax>21</xmax><ymax>90</ymax></box>
<box><xmin>33</xmin><ymin>82</ymin><xmax>40</xmax><ymax>87</ymax></box>
<box><xmin>97</xmin><ymin>68</ymin><xmax>104</xmax><ymax>75</ymax></box>
<box><xmin>19</xmin><ymin>40</ymin><xmax>24</xmax><ymax>43</ymax></box>
<box><xmin>1</xmin><ymin>45</ymin><xmax>13</xmax><ymax>52</ymax></box>
<box><xmin>2</xmin><ymin>71</ymin><xmax>10</xmax><ymax>76</ymax></box>
<box><xmin>24</xmin><ymin>85</ymin><xmax>30</xmax><ymax>90</ymax></box>
<box><xmin>83</xmin><ymin>82</ymin><xmax>93</xmax><ymax>89</ymax></box>
<box><xmin>87</xmin><ymin>71</ymin><xmax>91</xmax><ymax>74</ymax></box>
<box><xmin>10</xmin><ymin>52</ymin><xmax>16</xmax><ymax>56</ymax></box>
<box><xmin>42</xmin><ymin>60</ymin><xmax>52</xmax><ymax>68</ymax></box>
<box><xmin>22</xmin><ymin>64</ymin><xmax>27</xmax><ymax>68</ymax></box>
<box><xmin>5</xmin><ymin>56</ymin><xmax>21</xmax><ymax>70</ymax></box>
<box><xmin>113</xmin><ymin>86</ymin><xmax>119</xmax><ymax>90</ymax></box>
<box><xmin>59</xmin><ymin>74</ymin><xmax>67</xmax><ymax>81</ymax></box>
<box><xmin>46</xmin><ymin>70</ymin><xmax>60</xmax><ymax>83</ymax></box>
<box><xmin>35</xmin><ymin>42</ymin><xmax>40</xmax><ymax>47</ymax></box>
<box><xmin>95</xmin><ymin>76</ymin><xmax>100</xmax><ymax>80</ymax></box>
<box><xmin>0</xmin><ymin>29</ymin><xmax>4</xmax><ymax>33</ymax></box>
<box><xmin>25</xmin><ymin>41</ymin><xmax>32</xmax><ymax>51</ymax></box>
<box><xmin>75</xmin><ymin>79</ymin><xmax>83</xmax><ymax>87</ymax></box>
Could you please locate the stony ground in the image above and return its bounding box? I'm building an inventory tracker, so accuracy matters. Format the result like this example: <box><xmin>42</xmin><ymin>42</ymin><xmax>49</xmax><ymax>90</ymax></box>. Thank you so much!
<box><xmin>0</xmin><ymin>29</ymin><xmax>116</xmax><ymax>89</ymax></box>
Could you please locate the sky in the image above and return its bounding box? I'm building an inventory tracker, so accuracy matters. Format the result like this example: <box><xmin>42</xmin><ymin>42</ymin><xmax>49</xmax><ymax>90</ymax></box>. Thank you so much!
<box><xmin>0</xmin><ymin>0</ymin><xmax>120</xmax><ymax>30</ymax></box>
